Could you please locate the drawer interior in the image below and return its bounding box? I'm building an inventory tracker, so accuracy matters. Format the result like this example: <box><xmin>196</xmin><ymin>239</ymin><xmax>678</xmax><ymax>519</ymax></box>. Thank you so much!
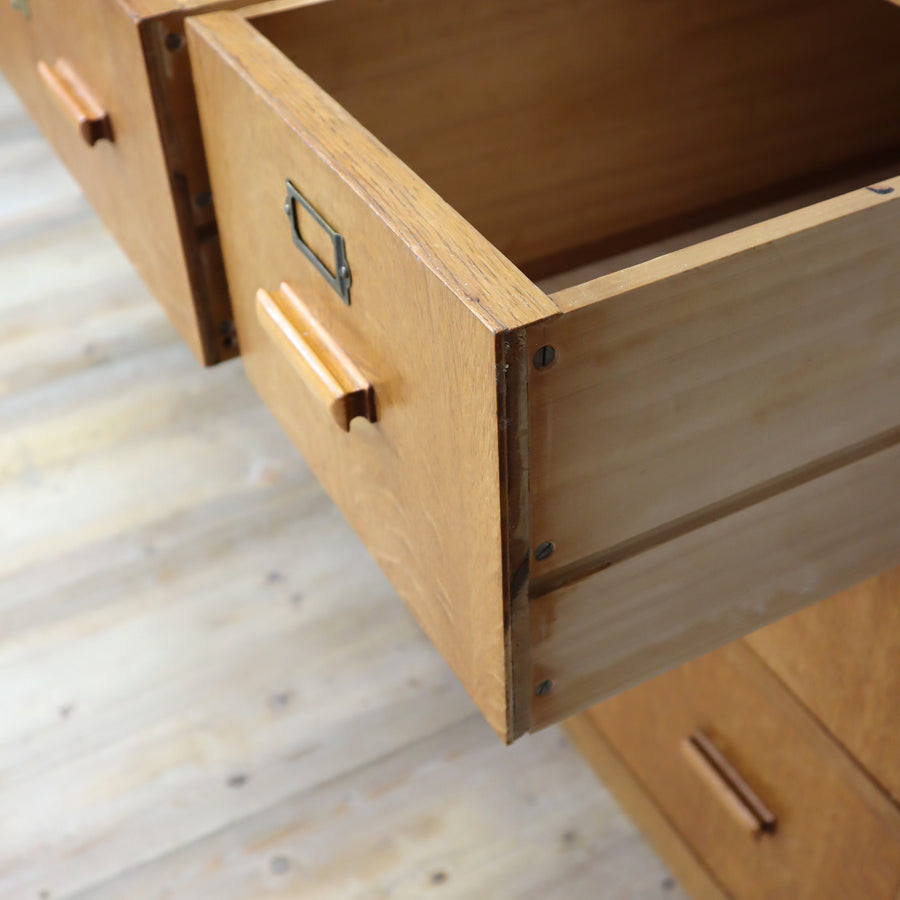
<box><xmin>253</xmin><ymin>0</ymin><xmax>900</xmax><ymax>278</ymax></box>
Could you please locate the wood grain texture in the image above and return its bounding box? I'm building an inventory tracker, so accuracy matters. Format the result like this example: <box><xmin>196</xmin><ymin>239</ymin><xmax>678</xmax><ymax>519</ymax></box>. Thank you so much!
<box><xmin>0</xmin><ymin>0</ymin><xmax>255</xmax><ymax>363</ymax></box>
<box><xmin>247</xmin><ymin>0</ymin><xmax>900</xmax><ymax>273</ymax></box>
<box><xmin>205</xmin><ymin>4</ymin><xmax>558</xmax><ymax>333</ymax></box>
<box><xmin>122</xmin><ymin>0</ymin><xmax>259</xmax><ymax>13</ymax></box>
<box><xmin>589</xmin><ymin>642</ymin><xmax>900</xmax><ymax>900</ymax></box>
<box><xmin>746</xmin><ymin>567</ymin><xmax>900</xmax><ymax>804</ymax></box>
<box><xmin>133</xmin><ymin>0</ymin><xmax>271</xmax><ymax>363</ymax></box>
<box><xmin>0</xmin><ymin>81</ymin><xmax>682</xmax><ymax>900</ymax></box>
<box><xmin>564</xmin><ymin>715</ymin><xmax>728</xmax><ymax>900</ymax></box>
<box><xmin>530</xmin><ymin>439</ymin><xmax>900</xmax><ymax>728</ymax></box>
<box><xmin>528</xmin><ymin>179</ymin><xmax>900</xmax><ymax>577</ymax></box>
<box><xmin>69</xmin><ymin>719</ymin><xmax>687</xmax><ymax>900</ymax></box>
<box><xmin>0</xmin><ymin>0</ymin><xmax>204</xmax><ymax>358</ymax></box>
<box><xmin>500</xmin><ymin>329</ymin><xmax>537</xmax><ymax>740</ymax></box>
<box><xmin>135</xmin><ymin>9</ymin><xmax>235</xmax><ymax>364</ymax></box>
<box><xmin>187</xmin><ymin>12</ymin><xmax>554</xmax><ymax>741</ymax></box>
<box><xmin>536</xmin><ymin>161</ymin><xmax>900</xmax><ymax>297</ymax></box>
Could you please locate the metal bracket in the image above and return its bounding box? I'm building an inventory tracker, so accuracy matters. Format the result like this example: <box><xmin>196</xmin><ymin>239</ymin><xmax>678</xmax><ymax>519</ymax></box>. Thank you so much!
<box><xmin>284</xmin><ymin>180</ymin><xmax>352</xmax><ymax>306</ymax></box>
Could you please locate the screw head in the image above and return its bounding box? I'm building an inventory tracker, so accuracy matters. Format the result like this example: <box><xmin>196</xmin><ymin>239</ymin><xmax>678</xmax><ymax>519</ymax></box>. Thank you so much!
<box><xmin>164</xmin><ymin>32</ymin><xmax>184</xmax><ymax>52</ymax></box>
<box><xmin>534</xmin><ymin>541</ymin><xmax>555</xmax><ymax>562</ymax></box>
<box><xmin>269</xmin><ymin>856</ymin><xmax>291</xmax><ymax>875</ymax></box>
<box><xmin>535</xmin><ymin>679</ymin><xmax>553</xmax><ymax>697</ymax></box>
<box><xmin>533</xmin><ymin>345</ymin><xmax>556</xmax><ymax>369</ymax></box>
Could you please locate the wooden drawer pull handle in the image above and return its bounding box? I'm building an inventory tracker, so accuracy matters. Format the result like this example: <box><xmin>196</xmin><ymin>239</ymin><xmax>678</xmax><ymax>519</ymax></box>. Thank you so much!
<box><xmin>682</xmin><ymin>732</ymin><xmax>777</xmax><ymax>836</ymax></box>
<box><xmin>256</xmin><ymin>283</ymin><xmax>376</xmax><ymax>432</ymax></box>
<box><xmin>37</xmin><ymin>60</ymin><xmax>113</xmax><ymax>147</ymax></box>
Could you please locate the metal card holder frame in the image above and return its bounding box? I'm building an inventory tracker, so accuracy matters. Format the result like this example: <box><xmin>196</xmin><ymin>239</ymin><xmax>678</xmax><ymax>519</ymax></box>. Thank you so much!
<box><xmin>284</xmin><ymin>179</ymin><xmax>352</xmax><ymax>305</ymax></box>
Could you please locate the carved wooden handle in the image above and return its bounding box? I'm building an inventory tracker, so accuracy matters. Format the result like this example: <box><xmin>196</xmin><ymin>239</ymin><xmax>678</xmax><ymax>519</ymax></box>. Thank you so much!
<box><xmin>682</xmin><ymin>732</ymin><xmax>777</xmax><ymax>836</ymax></box>
<box><xmin>37</xmin><ymin>59</ymin><xmax>113</xmax><ymax>147</ymax></box>
<box><xmin>256</xmin><ymin>283</ymin><xmax>376</xmax><ymax>432</ymax></box>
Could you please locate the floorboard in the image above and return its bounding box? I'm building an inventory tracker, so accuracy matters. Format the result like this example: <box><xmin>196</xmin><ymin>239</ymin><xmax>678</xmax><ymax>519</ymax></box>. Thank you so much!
<box><xmin>0</xmin><ymin>76</ymin><xmax>683</xmax><ymax>900</ymax></box>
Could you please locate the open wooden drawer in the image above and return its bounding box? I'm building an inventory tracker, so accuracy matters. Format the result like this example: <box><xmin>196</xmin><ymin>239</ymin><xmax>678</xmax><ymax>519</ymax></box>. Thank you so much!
<box><xmin>187</xmin><ymin>0</ymin><xmax>900</xmax><ymax>742</ymax></box>
<box><xmin>0</xmin><ymin>0</ymin><xmax>265</xmax><ymax>365</ymax></box>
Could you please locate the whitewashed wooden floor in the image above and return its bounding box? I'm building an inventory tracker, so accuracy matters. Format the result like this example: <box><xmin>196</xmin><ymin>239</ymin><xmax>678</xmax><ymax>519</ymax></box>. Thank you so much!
<box><xmin>0</xmin><ymin>77</ymin><xmax>683</xmax><ymax>900</ymax></box>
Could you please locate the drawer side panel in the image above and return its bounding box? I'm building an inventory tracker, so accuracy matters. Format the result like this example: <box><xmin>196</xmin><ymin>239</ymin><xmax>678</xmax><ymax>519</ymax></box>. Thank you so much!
<box><xmin>529</xmin><ymin>181</ymin><xmax>900</xmax><ymax>576</ymax></box>
<box><xmin>530</xmin><ymin>439</ymin><xmax>900</xmax><ymax>728</ymax></box>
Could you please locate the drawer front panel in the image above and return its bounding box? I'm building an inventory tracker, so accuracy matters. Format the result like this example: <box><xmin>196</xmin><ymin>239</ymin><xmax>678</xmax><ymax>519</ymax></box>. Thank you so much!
<box><xmin>591</xmin><ymin>644</ymin><xmax>900</xmax><ymax>900</ymax></box>
<box><xmin>746</xmin><ymin>566</ymin><xmax>900</xmax><ymax>802</ymax></box>
<box><xmin>187</xmin><ymin>11</ymin><xmax>556</xmax><ymax>741</ymax></box>
<box><xmin>0</xmin><ymin>0</ymin><xmax>236</xmax><ymax>363</ymax></box>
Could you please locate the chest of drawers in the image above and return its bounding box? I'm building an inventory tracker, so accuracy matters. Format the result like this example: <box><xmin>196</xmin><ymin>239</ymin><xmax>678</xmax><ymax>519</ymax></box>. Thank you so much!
<box><xmin>4</xmin><ymin>0</ymin><xmax>900</xmax><ymax>744</ymax></box>
<box><xmin>568</xmin><ymin>567</ymin><xmax>900</xmax><ymax>898</ymax></box>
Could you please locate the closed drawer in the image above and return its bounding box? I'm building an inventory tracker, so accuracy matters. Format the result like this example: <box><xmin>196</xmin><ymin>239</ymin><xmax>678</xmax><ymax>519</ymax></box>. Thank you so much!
<box><xmin>590</xmin><ymin>643</ymin><xmax>900</xmax><ymax>899</ymax></box>
<box><xmin>746</xmin><ymin>565</ymin><xmax>900</xmax><ymax>803</ymax></box>
<box><xmin>0</xmin><ymin>0</ymin><xmax>249</xmax><ymax>364</ymax></box>
<box><xmin>188</xmin><ymin>0</ymin><xmax>900</xmax><ymax>741</ymax></box>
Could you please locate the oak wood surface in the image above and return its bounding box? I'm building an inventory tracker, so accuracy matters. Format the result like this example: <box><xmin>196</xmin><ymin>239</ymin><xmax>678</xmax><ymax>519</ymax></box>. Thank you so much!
<box><xmin>564</xmin><ymin>715</ymin><xmax>728</xmax><ymax>900</ymax></box>
<box><xmin>187</xmin><ymin>11</ymin><xmax>555</xmax><ymax>741</ymax></box>
<box><xmin>0</xmin><ymin>0</ymin><xmax>204</xmax><ymax>357</ymax></box>
<box><xmin>529</xmin><ymin>438</ymin><xmax>900</xmax><ymax>728</ymax></box>
<box><xmin>0</xmin><ymin>78</ymin><xmax>683</xmax><ymax>900</ymax></box>
<box><xmin>0</xmin><ymin>0</ymin><xmax>258</xmax><ymax>364</ymax></box>
<box><xmin>122</xmin><ymin>0</ymin><xmax>261</xmax><ymax>12</ymax></box>
<box><xmin>745</xmin><ymin>567</ymin><xmax>900</xmax><ymax>804</ymax></box>
<box><xmin>537</xmin><ymin>162</ymin><xmax>900</xmax><ymax>296</ymax></box>
<box><xmin>133</xmin><ymin>0</ymin><xmax>280</xmax><ymax>363</ymax></box>
<box><xmin>590</xmin><ymin>642</ymin><xmax>900</xmax><ymax>900</ymax></box>
<box><xmin>528</xmin><ymin>178</ymin><xmax>900</xmax><ymax>578</ymax></box>
<box><xmin>214</xmin><ymin>3</ymin><xmax>559</xmax><ymax>333</ymax></box>
<box><xmin>569</xmin><ymin>583</ymin><xmax>900</xmax><ymax>898</ymax></box>
<box><xmin>247</xmin><ymin>0</ymin><xmax>900</xmax><ymax>273</ymax></box>
<box><xmin>135</xmin><ymin>6</ymin><xmax>240</xmax><ymax>365</ymax></box>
